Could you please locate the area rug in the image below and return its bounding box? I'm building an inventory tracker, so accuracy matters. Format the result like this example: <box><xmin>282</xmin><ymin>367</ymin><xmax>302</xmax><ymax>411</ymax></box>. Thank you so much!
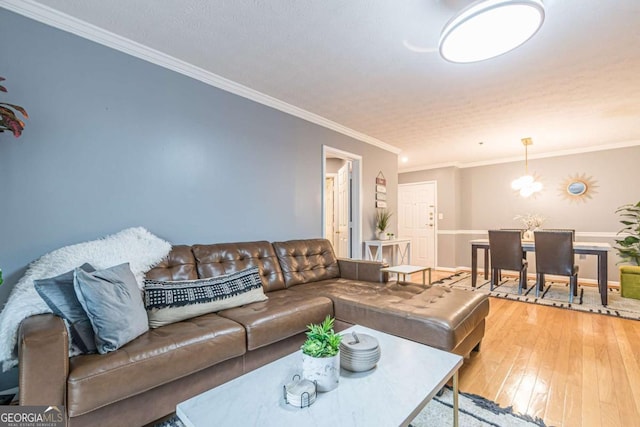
<box><xmin>434</xmin><ymin>272</ymin><xmax>640</xmax><ymax>321</ymax></box>
<box><xmin>154</xmin><ymin>386</ymin><xmax>546</xmax><ymax>427</ymax></box>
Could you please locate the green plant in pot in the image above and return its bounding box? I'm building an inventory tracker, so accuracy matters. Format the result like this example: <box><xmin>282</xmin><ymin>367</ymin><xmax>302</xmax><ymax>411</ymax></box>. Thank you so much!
<box><xmin>0</xmin><ymin>77</ymin><xmax>29</xmax><ymax>138</ymax></box>
<box><xmin>301</xmin><ymin>316</ymin><xmax>342</xmax><ymax>392</ymax></box>
<box><xmin>375</xmin><ymin>209</ymin><xmax>393</xmax><ymax>241</ymax></box>
<box><xmin>614</xmin><ymin>201</ymin><xmax>640</xmax><ymax>299</ymax></box>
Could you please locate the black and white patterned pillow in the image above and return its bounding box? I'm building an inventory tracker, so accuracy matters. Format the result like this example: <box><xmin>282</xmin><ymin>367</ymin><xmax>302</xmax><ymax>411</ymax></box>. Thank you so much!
<box><xmin>144</xmin><ymin>266</ymin><xmax>267</xmax><ymax>328</ymax></box>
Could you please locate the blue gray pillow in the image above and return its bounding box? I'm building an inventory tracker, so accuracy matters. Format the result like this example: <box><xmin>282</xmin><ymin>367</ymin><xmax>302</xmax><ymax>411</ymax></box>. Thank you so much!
<box><xmin>34</xmin><ymin>263</ymin><xmax>98</xmax><ymax>354</ymax></box>
<box><xmin>73</xmin><ymin>263</ymin><xmax>149</xmax><ymax>354</ymax></box>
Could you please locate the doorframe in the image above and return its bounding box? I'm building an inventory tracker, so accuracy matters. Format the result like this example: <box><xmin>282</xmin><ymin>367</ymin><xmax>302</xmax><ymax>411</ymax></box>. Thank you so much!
<box><xmin>398</xmin><ymin>180</ymin><xmax>438</xmax><ymax>268</ymax></box>
<box><xmin>324</xmin><ymin>172</ymin><xmax>338</xmax><ymax>251</ymax></box>
<box><xmin>322</xmin><ymin>145</ymin><xmax>362</xmax><ymax>259</ymax></box>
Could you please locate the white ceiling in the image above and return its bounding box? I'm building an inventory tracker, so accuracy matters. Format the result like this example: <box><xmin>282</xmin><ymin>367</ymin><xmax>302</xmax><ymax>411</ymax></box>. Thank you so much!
<box><xmin>6</xmin><ymin>0</ymin><xmax>640</xmax><ymax>170</ymax></box>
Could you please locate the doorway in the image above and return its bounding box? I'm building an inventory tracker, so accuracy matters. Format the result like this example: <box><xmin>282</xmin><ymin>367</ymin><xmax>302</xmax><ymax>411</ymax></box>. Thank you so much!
<box><xmin>325</xmin><ymin>174</ymin><xmax>338</xmax><ymax>251</ymax></box>
<box><xmin>398</xmin><ymin>181</ymin><xmax>437</xmax><ymax>268</ymax></box>
<box><xmin>322</xmin><ymin>146</ymin><xmax>362</xmax><ymax>259</ymax></box>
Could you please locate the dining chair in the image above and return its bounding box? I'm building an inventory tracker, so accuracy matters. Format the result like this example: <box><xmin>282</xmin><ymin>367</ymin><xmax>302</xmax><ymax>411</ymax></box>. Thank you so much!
<box><xmin>542</xmin><ymin>228</ymin><xmax>575</xmax><ymax>241</ymax></box>
<box><xmin>488</xmin><ymin>230</ymin><xmax>528</xmax><ymax>293</ymax></box>
<box><xmin>497</xmin><ymin>229</ymin><xmax>527</xmax><ymax>280</ymax></box>
<box><xmin>500</xmin><ymin>228</ymin><xmax>526</xmax><ymax>237</ymax></box>
<box><xmin>533</xmin><ymin>231</ymin><xmax>579</xmax><ymax>302</ymax></box>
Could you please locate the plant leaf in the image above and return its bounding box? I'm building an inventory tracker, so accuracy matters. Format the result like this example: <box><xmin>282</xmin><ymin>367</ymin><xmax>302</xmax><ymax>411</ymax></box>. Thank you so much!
<box><xmin>0</xmin><ymin>115</ymin><xmax>23</xmax><ymax>137</ymax></box>
<box><xmin>0</xmin><ymin>103</ymin><xmax>28</xmax><ymax>118</ymax></box>
<box><xmin>0</xmin><ymin>106</ymin><xmax>17</xmax><ymax>120</ymax></box>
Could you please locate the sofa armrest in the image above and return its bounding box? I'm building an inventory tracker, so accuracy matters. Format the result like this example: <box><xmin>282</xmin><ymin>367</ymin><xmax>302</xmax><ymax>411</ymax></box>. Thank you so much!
<box><xmin>18</xmin><ymin>314</ymin><xmax>68</xmax><ymax>406</ymax></box>
<box><xmin>338</xmin><ymin>259</ymin><xmax>389</xmax><ymax>283</ymax></box>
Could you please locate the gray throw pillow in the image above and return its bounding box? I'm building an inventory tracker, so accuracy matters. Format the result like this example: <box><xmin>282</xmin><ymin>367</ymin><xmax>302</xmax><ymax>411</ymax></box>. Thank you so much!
<box><xmin>74</xmin><ymin>263</ymin><xmax>149</xmax><ymax>354</ymax></box>
<box><xmin>144</xmin><ymin>266</ymin><xmax>268</xmax><ymax>328</ymax></box>
<box><xmin>34</xmin><ymin>263</ymin><xmax>97</xmax><ymax>354</ymax></box>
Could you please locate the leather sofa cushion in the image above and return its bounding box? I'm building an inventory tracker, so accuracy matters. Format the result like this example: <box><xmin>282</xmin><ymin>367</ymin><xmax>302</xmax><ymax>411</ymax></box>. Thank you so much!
<box><xmin>192</xmin><ymin>241</ymin><xmax>286</xmax><ymax>292</ymax></box>
<box><xmin>145</xmin><ymin>245</ymin><xmax>198</xmax><ymax>281</ymax></box>
<box><xmin>292</xmin><ymin>280</ymin><xmax>489</xmax><ymax>352</ymax></box>
<box><xmin>335</xmin><ymin>286</ymin><xmax>489</xmax><ymax>352</ymax></box>
<box><xmin>218</xmin><ymin>290</ymin><xmax>333</xmax><ymax>351</ymax></box>
<box><xmin>66</xmin><ymin>314</ymin><xmax>245</xmax><ymax>417</ymax></box>
<box><xmin>272</xmin><ymin>239</ymin><xmax>340</xmax><ymax>287</ymax></box>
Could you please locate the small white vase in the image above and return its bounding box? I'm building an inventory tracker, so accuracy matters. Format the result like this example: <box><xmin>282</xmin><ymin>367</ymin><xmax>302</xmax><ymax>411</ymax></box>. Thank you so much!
<box><xmin>302</xmin><ymin>352</ymin><xmax>340</xmax><ymax>392</ymax></box>
<box><xmin>523</xmin><ymin>229</ymin><xmax>536</xmax><ymax>241</ymax></box>
<box><xmin>377</xmin><ymin>231</ymin><xmax>389</xmax><ymax>241</ymax></box>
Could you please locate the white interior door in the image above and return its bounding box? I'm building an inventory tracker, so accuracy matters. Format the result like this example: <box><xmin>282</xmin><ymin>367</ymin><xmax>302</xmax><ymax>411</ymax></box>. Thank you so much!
<box><xmin>336</xmin><ymin>162</ymin><xmax>351</xmax><ymax>257</ymax></box>
<box><xmin>398</xmin><ymin>182</ymin><xmax>437</xmax><ymax>268</ymax></box>
<box><xmin>322</xmin><ymin>145</ymin><xmax>362</xmax><ymax>260</ymax></box>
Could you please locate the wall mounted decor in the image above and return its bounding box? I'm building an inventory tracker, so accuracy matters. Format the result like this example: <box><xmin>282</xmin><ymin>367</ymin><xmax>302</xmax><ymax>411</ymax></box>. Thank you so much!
<box><xmin>375</xmin><ymin>171</ymin><xmax>387</xmax><ymax>207</ymax></box>
<box><xmin>559</xmin><ymin>173</ymin><xmax>598</xmax><ymax>203</ymax></box>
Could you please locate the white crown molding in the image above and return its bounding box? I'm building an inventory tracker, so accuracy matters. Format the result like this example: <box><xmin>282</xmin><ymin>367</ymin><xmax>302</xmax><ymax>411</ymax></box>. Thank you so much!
<box><xmin>0</xmin><ymin>0</ymin><xmax>402</xmax><ymax>155</ymax></box>
<box><xmin>399</xmin><ymin>140</ymin><xmax>640</xmax><ymax>173</ymax></box>
<box><xmin>400</xmin><ymin>162</ymin><xmax>461</xmax><ymax>173</ymax></box>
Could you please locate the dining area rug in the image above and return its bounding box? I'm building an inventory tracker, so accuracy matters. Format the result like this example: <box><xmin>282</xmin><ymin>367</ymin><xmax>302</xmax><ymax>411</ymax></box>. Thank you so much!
<box><xmin>435</xmin><ymin>272</ymin><xmax>640</xmax><ymax>321</ymax></box>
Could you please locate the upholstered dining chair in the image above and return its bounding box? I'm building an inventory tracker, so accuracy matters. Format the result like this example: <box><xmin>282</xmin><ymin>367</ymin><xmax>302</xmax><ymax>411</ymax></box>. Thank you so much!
<box><xmin>500</xmin><ymin>228</ymin><xmax>526</xmax><ymax>237</ymax></box>
<box><xmin>542</xmin><ymin>228</ymin><xmax>576</xmax><ymax>241</ymax></box>
<box><xmin>488</xmin><ymin>230</ymin><xmax>528</xmax><ymax>293</ymax></box>
<box><xmin>533</xmin><ymin>230</ymin><xmax>579</xmax><ymax>302</ymax></box>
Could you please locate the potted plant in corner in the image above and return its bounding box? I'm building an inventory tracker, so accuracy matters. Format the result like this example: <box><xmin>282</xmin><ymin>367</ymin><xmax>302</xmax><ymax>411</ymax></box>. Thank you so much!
<box><xmin>0</xmin><ymin>76</ymin><xmax>29</xmax><ymax>138</ymax></box>
<box><xmin>614</xmin><ymin>201</ymin><xmax>640</xmax><ymax>299</ymax></box>
<box><xmin>301</xmin><ymin>315</ymin><xmax>342</xmax><ymax>392</ymax></box>
<box><xmin>375</xmin><ymin>209</ymin><xmax>393</xmax><ymax>241</ymax></box>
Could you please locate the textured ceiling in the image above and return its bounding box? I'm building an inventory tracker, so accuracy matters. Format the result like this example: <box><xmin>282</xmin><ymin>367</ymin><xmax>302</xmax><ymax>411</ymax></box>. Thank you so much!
<box><xmin>15</xmin><ymin>0</ymin><xmax>640</xmax><ymax>170</ymax></box>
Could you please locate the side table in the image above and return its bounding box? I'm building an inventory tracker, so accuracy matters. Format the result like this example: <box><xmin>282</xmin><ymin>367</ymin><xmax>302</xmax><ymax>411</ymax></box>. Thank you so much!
<box><xmin>380</xmin><ymin>264</ymin><xmax>432</xmax><ymax>286</ymax></box>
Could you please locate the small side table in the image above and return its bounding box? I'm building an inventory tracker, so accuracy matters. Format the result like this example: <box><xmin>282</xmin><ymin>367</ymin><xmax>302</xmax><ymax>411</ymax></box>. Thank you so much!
<box><xmin>380</xmin><ymin>265</ymin><xmax>432</xmax><ymax>286</ymax></box>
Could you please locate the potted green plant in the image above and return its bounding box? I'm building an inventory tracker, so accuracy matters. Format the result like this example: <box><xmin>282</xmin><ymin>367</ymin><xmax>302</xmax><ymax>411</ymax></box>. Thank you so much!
<box><xmin>614</xmin><ymin>201</ymin><xmax>640</xmax><ymax>299</ymax></box>
<box><xmin>375</xmin><ymin>209</ymin><xmax>393</xmax><ymax>241</ymax></box>
<box><xmin>0</xmin><ymin>77</ymin><xmax>29</xmax><ymax>138</ymax></box>
<box><xmin>301</xmin><ymin>315</ymin><xmax>342</xmax><ymax>392</ymax></box>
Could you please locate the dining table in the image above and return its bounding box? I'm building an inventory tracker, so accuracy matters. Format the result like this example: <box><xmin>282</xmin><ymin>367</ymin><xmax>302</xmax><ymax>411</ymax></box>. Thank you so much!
<box><xmin>470</xmin><ymin>239</ymin><xmax>612</xmax><ymax>306</ymax></box>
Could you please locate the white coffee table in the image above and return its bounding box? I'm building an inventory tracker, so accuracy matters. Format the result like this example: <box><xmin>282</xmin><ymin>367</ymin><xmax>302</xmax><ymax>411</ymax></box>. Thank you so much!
<box><xmin>177</xmin><ymin>325</ymin><xmax>462</xmax><ymax>427</ymax></box>
<box><xmin>380</xmin><ymin>264</ymin><xmax>432</xmax><ymax>286</ymax></box>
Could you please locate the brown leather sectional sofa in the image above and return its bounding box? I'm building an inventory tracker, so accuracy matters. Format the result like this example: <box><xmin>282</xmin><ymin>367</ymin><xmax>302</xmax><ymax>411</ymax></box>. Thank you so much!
<box><xmin>18</xmin><ymin>238</ymin><xmax>489</xmax><ymax>426</ymax></box>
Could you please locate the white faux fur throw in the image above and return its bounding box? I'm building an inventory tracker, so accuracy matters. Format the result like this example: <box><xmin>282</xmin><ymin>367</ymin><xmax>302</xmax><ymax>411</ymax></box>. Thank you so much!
<box><xmin>0</xmin><ymin>227</ymin><xmax>172</xmax><ymax>371</ymax></box>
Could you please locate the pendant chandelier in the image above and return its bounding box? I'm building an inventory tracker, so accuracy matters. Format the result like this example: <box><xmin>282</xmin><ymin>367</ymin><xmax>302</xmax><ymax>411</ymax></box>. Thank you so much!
<box><xmin>439</xmin><ymin>0</ymin><xmax>545</xmax><ymax>63</ymax></box>
<box><xmin>511</xmin><ymin>137</ymin><xmax>542</xmax><ymax>197</ymax></box>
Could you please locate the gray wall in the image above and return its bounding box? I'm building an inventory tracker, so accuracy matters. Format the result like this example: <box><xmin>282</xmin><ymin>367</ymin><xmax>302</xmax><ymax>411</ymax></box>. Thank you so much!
<box><xmin>400</xmin><ymin>146</ymin><xmax>640</xmax><ymax>279</ymax></box>
<box><xmin>0</xmin><ymin>10</ymin><xmax>397</xmax><ymax>388</ymax></box>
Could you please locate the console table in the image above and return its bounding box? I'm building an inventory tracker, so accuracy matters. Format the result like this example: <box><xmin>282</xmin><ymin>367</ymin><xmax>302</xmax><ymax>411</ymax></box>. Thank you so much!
<box><xmin>364</xmin><ymin>239</ymin><xmax>411</xmax><ymax>265</ymax></box>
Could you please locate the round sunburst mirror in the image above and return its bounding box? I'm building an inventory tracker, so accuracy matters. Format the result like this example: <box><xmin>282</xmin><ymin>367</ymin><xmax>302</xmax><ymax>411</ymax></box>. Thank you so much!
<box><xmin>560</xmin><ymin>173</ymin><xmax>597</xmax><ymax>203</ymax></box>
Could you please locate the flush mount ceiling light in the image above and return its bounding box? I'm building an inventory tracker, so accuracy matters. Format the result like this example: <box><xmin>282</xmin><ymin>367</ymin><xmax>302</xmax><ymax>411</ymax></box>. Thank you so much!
<box><xmin>439</xmin><ymin>0</ymin><xmax>545</xmax><ymax>63</ymax></box>
<box><xmin>511</xmin><ymin>137</ymin><xmax>542</xmax><ymax>197</ymax></box>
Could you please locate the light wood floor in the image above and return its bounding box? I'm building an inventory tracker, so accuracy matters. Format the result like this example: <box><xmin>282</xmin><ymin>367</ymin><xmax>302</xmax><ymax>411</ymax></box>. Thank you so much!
<box><xmin>457</xmin><ymin>297</ymin><xmax>640</xmax><ymax>427</ymax></box>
